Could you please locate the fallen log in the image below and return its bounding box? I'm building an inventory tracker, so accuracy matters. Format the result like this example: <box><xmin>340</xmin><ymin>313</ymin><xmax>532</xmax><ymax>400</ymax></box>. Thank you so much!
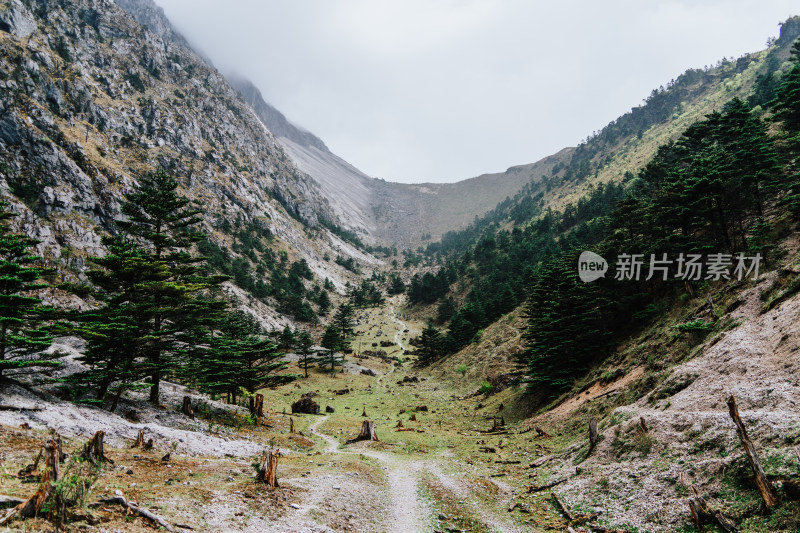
<box><xmin>255</xmin><ymin>448</ymin><xmax>280</xmax><ymax>489</ymax></box>
<box><xmin>552</xmin><ymin>492</ymin><xmax>573</xmax><ymax>521</ymax></box>
<box><xmin>495</xmin><ymin>460</ymin><xmax>521</xmax><ymax>465</ymax></box>
<box><xmin>529</xmin><ymin>455</ymin><xmax>554</xmax><ymax>468</ymax></box>
<box><xmin>727</xmin><ymin>395</ymin><xmax>778</xmax><ymax>508</ymax></box>
<box><xmin>346</xmin><ymin>421</ymin><xmax>379</xmax><ymax>444</ymax></box>
<box><xmin>528</xmin><ymin>478</ymin><xmax>567</xmax><ymax>493</ymax></box>
<box><xmin>0</xmin><ymin>495</ymin><xmax>25</xmax><ymax>508</ymax></box>
<box><xmin>0</xmin><ymin>405</ymin><xmax>42</xmax><ymax>412</ymax></box>
<box><xmin>100</xmin><ymin>495</ymin><xmax>175</xmax><ymax>531</ymax></box>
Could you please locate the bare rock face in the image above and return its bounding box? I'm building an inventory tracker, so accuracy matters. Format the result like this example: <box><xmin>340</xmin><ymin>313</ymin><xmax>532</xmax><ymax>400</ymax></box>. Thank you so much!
<box><xmin>291</xmin><ymin>397</ymin><xmax>320</xmax><ymax>415</ymax></box>
<box><xmin>0</xmin><ymin>1</ymin><xmax>37</xmax><ymax>39</ymax></box>
<box><xmin>0</xmin><ymin>0</ymin><xmax>375</xmax><ymax>322</ymax></box>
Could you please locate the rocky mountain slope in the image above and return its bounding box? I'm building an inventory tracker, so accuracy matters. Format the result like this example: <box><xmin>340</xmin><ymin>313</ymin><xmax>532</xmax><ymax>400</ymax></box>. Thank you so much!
<box><xmin>0</xmin><ymin>0</ymin><xmax>383</xmax><ymax>327</ymax></box>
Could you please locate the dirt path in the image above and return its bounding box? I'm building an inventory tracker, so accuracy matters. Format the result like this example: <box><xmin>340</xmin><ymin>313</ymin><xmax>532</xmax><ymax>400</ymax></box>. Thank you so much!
<box><xmin>307</xmin><ymin>416</ymin><xmax>531</xmax><ymax>533</ymax></box>
<box><xmin>388</xmin><ymin>297</ymin><xmax>407</xmax><ymax>351</ymax></box>
<box><xmin>308</xmin><ymin>416</ymin><xmax>429</xmax><ymax>532</ymax></box>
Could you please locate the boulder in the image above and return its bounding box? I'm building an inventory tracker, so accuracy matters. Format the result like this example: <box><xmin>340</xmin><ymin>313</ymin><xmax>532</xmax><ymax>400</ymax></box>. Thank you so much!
<box><xmin>291</xmin><ymin>397</ymin><xmax>320</xmax><ymax>415</ymax></box>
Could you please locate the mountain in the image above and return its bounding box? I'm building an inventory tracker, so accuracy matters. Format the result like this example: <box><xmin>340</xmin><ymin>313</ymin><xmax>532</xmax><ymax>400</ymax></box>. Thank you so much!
<box><xmin>0</xmin><ymin>0</ymin><xmax>381</xmax><ymax>328</ymax></box>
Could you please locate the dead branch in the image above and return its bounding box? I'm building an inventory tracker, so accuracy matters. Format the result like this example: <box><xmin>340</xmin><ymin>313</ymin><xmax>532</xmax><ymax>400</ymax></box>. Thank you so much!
<box><xmin>552</xmin><ymin>492</ymin><xmax>573</xmax><ymax>521</ymax></box>
<box><xmin>528</xmin><ymin>478</ymin><xmax>567</xmax><ymax>493</ymax></box>
<box><xmin>17</xmin><ymin>447</ymin><xmax>42</xmax><ymax>477</ymax></box>
<box><xmin>727</xmin><ymin>395</ymin><xmax>778</xmax><ymax>508</ymax></box>
<box><xmin>687</xmin><ymin>485</ymin><xmax>737</xmax><ymax>532</ymax></box>
<box><xmin>100</xmin><ymin>495</ymin><xmax>175</xmax><ymax>531</ymax></box>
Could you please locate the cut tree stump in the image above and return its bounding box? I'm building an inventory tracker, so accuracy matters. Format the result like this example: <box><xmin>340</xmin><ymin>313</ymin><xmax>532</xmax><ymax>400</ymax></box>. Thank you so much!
<box><xmin>346</xmin><ymin>421</ymin><xmax>379</xmax><ymax>444</ymax></box>
<box><xmin>132</xmin><ymin>430</ymin><xmax>145</xmax><ymax>449</ymax></box>
<box><xmin>254</xmin><ymin>394</ymin><xmax>264</xmax><ymax>418</ymax></box>
<box><xmin>289</xmin><ymin>417</ymin><xmax>294</xmax><ymax>434</ymax></box>
<box><xmin>727</xmin><ymin>395</ymin><xmax>778</xmax><ymax>508</ymax></box>
<box><xmin>17</xmin><ymin>447</ymin><xmax>42</xmax><ymax>477</ymax></box>
<box><xmin>181</xmin><ymin>396</ymin><xmax>194</xmax><ymax>419</ymax></box>
<box><xmin>637</xmin><ymin>417</ymin><xmax>648</xmax><ymax>434</ymax></box>
<box><xmin>588</xmin><ymin>418</ymin><xmax>599</xmax><ymax>455</ymax></box>
<box><xmin>256</xmin><ymin>448</ymin><xmax>280</xmax><ymax>489</ymax></box>
<box><xmin>0</xmin><ymin>440</ymin><xmax>59</xmax><ymax>526</ymax></box>
<box><xmin>534</xmin><ymin>426</ymin><xmax>552</xmax><ymax>439</ymax></box>
<box><xmin>80</xmin><ymin>431</ymin><xmax>114</xmax><ymax>466</ymax></box>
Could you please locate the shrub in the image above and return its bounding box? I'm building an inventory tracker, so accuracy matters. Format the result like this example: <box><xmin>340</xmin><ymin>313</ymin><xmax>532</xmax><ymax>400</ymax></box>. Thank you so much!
<box><xmin>456</xmin><ymin>364</ymin><xmax>468</xmax><ymax>376</ymax></box>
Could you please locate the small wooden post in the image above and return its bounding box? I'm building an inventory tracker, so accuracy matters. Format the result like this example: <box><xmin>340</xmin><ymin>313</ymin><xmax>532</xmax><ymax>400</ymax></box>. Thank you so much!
<box><xmin>727</xmin><ymin>395</ymin><xmax>778</xmax><ymax>508</ymax></box>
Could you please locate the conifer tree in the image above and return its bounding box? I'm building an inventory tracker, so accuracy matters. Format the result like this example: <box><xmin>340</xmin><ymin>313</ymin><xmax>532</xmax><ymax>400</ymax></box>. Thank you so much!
<box><xmin>416</xmin><ymin>323</ymin><xmax>442</xmax><ymax>365</ymax></box>
<box><xmin>319</xmin><ymin>324</ymin><xmax>345</xmax><ymax>374</ymax></box>
<box><xmin>0</xmin><ymin>200</ymin><xmax>55</xmax><ymax>381</ymax></box>
<box><xmin>295</xmin><ymin>330</ymin><xmax>315</xmax><ymax>378</ymax></box>
<box><xmin>331</xmin><ymin>302</ymin><xmax>355</xmax><ymax>351</ymax></box>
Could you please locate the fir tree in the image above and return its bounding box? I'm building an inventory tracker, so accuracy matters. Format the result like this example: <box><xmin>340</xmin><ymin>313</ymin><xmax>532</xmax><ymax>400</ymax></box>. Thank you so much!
<box><xmin>331</xmin><ymin>302</ymin><xmax>355</xmax><ymax>351</ymax></box>
<box><xmin>0</xmin><ymin>201</ymin><xmax>55</xmax><ymax>381</ymax></box>
<box><xmin>319</xmin><ymin>325</ymin><xmax>344</xmax><ymax>374</ymax></box>
<box><xmin>295</xmin><ymin>330</ymin><xmax>315</xmax><ymax>378</ymax></box>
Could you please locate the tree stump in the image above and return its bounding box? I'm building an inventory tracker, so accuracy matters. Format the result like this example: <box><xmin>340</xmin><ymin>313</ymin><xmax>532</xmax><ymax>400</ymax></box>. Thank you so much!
<box><xmin>80</xmin><ymin>431</ymin><xmax>113</xmax><ymax>466</ymax></box>
<box><xmin>254</xmin><ymin>394</ymin><xmax>264</xmax><ymax>418</ymax></box>
<box><xmin>727</xmin><ymin>395</ymin><xmax>778</xmax><ymax>508</ymax></box>
<box><xmin>0</xmin><ymin>440</ymin><xmax>59</xmax><ymax>526</ymax></box>
<box><xmin>289</xmin><ymin>417</ymin><xmax>294</xmax><ymax>434</ymax></box>
<box><xmin>131</xmin><ymin>430</ymin><xmax>145</xmax><ymax>449</ymax></box>
<box><xmin>588</xmin><ymin>418</ymin><xmax>599</xmax><ymax>455</ymax></box>
<box><xmin>256</xmin><ymin>449</ymin><xmax>280</xmax><ymax>489</ymax></box>
<box><xmin>346</xmin><ymin>421</ymin><xmax>379</xmax><ymax>444</ymax></box>
<box><xmin>181</xmin><ymin>396</ymin><xmax>194</xmax><ymax>419</ymax></box>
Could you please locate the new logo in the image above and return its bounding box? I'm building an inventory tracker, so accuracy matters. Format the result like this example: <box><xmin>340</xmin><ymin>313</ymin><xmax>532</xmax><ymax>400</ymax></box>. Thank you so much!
<box><xmin>578</xmin><ymin>251</ymin><xmax>608</xmax><ymax>282</ymax></box>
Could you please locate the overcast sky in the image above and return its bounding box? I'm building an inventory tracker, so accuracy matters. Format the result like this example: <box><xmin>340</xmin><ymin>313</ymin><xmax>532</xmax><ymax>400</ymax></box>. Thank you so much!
<box><xmin>156</xmin><ymin>1</ymin><xmax>797</xmax><ymax>184</ymax></box>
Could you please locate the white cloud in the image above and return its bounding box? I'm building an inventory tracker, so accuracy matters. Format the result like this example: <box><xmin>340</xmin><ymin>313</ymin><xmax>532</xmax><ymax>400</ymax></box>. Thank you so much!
<box><xmin>157</xmin><ymin>0</ymin><xmax>797</xmax><ymax>183</ymax></box>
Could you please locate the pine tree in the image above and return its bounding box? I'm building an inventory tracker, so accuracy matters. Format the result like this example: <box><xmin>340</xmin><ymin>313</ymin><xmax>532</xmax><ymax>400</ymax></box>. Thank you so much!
<box><xmin>387</xmin><ymin>273</ymin><xmax>405</xmax><ymax>295</ymax></box>
<box><xmin>319</xmin><ymin>325</ymin><xmax>344</xmax><ymax>374</ymax></box>
<box><xmin>0</xmin><ymin>201</ymin><xmax>55</xmax><ymax>381</ymax></box>
<box><xmin>331</xmin><ymin>302</ymin><xmax>355</xmax><ymax>351</ymax></box>
<box><xmin>522</xmin><ymin>253</ymin><xmax>609</xmax><ymax>394</ymax></box>
<box><xmin>295</xmin><ymin>330</ymin><xmax>315</xmax><ymax>378</ymax></box>
<box><xmin>416</xmin><ymin>323</ymin><xmax>442</xmax><ymax>365</ymax></box>
<box><xmin>116</xmin><ymin>169</ymin><xmax>222</xmax><ymax>404</ymax></box>
<box><xmin>69</xmin><ymin>236</ymin><xmax>165</xmax><ymax>409</ymax></box>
